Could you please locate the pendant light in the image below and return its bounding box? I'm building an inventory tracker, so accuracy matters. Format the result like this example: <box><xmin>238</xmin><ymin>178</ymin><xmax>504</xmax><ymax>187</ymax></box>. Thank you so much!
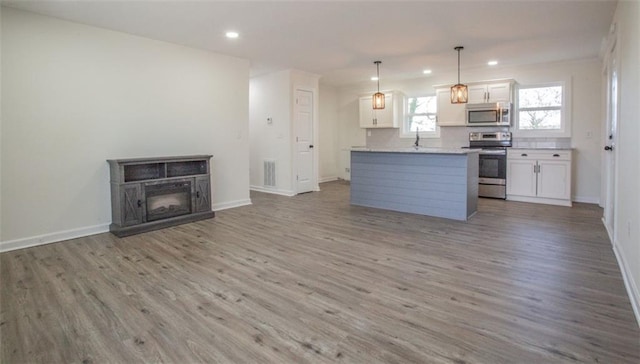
<box><xmin>450</xmin><ymin>46</ymin><xmax>468</xmax><ymax>104</ymax></box>
<box><xmin>372</xmin><ymin>61</ymin><xmax>385</xmax><ymax>109</ymax></box>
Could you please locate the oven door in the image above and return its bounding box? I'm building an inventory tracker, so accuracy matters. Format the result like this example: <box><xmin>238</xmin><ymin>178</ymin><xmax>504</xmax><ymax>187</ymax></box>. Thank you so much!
<box><xmin>478</xmin><ymin>152</ymin><xmax>506</xmax><ymax>184</ymax></box>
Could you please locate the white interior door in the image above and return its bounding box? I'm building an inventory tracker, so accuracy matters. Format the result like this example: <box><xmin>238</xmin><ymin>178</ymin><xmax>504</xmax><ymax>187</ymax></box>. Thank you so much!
<box><xmin>295</xmin><ymin>89</ymin><xmax>314</xmax><ymax>194</ymax></box>
<box><xmin>603</xmin><ymin>38</ymin><xmax>618</xmax><ymax>241</ymax></box>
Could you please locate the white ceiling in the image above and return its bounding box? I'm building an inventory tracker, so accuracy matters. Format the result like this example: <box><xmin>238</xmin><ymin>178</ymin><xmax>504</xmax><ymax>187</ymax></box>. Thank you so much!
<box><xmin>2</xmin><ymin>0</ymin><xmax>617</xmax><ymax>86</ymax></box>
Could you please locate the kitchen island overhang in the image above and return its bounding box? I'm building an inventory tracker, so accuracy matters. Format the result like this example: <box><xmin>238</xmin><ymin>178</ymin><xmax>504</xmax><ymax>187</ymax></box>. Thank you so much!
<box><xmin>350</xmin><ymin>148</ymin><xmax>480</xmax><ymax>221</ymax></box>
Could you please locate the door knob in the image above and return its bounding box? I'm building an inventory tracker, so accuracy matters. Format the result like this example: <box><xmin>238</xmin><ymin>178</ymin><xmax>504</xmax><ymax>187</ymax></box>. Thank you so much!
<box><xmin>309</xmin><ymin>145</ymin><xmax>314</xmax><ymax>149</ymax></box>
<box><xmin>604</xmin><ymin>145</ymin><xmax>613</xmax><ymax>151</ymax></box>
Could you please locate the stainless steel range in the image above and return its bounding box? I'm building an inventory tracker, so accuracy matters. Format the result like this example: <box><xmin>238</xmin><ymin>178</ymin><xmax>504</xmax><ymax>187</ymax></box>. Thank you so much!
<box><xmin>469</xmin><ymin>132</ymin><xmax>512</xmax><ymax>199</ymax></box>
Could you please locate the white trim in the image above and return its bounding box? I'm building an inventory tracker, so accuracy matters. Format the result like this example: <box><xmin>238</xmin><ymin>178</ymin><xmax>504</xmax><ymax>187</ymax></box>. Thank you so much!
<box><xmin>506</xmin><ymin>195</ymin><xmax>572</xmax><ymax>207</ymax></box>
<box><xmin>613</xmin><ymin>239</ymin><xmax>640</xmax><ymax>327</ymax></box>
<box><xmin>250</xmin><ymin>185</ymin><xmax>296</xmax><ymax>197</ymax></box>
<box><xmin>572</xmin><ymin>195</ymin><xmax>600</xmax><ymax>204</ymax></box>
<box><xmin>319</xmin><ymin>176</ymin><xmax>338</xmax><ymax>183</ymax></box>
<box><xmin>0</xmin><ymin>224</ymin><xmax>110</xmax><ymax>253</ymax></box>
<box><xmin>212</xmin><ymin>199</ymin><xmax>252</xmax><ymax>211</ymax></box>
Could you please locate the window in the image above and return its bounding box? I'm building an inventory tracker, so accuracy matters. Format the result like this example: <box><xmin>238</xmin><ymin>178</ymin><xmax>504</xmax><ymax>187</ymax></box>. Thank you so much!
<box><xmin>516</xmin><ymin>82</ymin><xmax>571</xmax><ymax>137</ymax></box>
<box><xmin>402</xmin><ymin>95</ymin><xmax>438</xmax><ymax>138</ymax></box>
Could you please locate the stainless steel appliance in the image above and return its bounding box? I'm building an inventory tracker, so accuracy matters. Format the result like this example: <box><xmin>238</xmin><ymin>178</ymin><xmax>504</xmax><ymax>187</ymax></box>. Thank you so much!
<box><xmin>469</xmin><ymin>132</ymin><xmax>511</xmax><ymax>199</ymax></box>
<box><xmin>466</xmin><ymin>102</ymin><xmax>512</xmax><ymax>126</ymax></box>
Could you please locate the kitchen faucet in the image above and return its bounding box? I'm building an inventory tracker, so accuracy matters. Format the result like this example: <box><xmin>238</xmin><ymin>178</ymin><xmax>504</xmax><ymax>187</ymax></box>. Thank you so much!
<box><xmin>414</xmin><ymin>129</ymin><xmax>420</xmax><ymax>148</ymax></box>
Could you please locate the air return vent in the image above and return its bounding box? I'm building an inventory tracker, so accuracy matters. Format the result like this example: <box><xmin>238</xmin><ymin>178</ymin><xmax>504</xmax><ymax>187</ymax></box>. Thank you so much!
<box><xmin>263</xmin><ymin>160</ymin><xmax>276</xmax><ymax>187</ymax></box>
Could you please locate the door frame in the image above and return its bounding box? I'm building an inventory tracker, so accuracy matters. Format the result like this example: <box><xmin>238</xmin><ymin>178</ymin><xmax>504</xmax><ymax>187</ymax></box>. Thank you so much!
<box><xmin>601</xmin><ymin>23</ymin><xmax>619</xmax><ymax>243</ymax></box>
<box><xmin>292</xmin><ymin>87</ymin><xmax>319</xmax><ymax>194</ymax></box>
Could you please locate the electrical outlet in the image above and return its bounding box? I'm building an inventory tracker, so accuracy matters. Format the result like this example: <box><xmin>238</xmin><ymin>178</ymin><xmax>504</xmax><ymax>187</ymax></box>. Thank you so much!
<box><xmin>345</xmin><ymin>167</ymin><xmax>350</xmax><ymax>173</ymax></box>
<box><xmin>586</xmin><ymin>130</ymin><xmax>593</xmax><ymax>139</ymax></box>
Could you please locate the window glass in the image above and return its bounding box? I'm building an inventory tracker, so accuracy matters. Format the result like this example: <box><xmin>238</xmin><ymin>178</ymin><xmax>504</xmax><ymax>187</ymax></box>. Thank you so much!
<box><xmin>405</xmin><ymin>96</ymin><xmax>437</xmax><ymax>134</ymax></box>
<box><xmin>517</xmin><ymin>85</ymin><xmax>563</xmax><ymax>130</ymax></box>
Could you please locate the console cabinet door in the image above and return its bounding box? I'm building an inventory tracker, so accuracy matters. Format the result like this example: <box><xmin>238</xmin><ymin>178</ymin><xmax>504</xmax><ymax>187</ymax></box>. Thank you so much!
<box><xmin>121</xmin><ymin>184</ymin><xmax>143</xmax><ymax>226</ymax></box>
<box><xmin>195</xmin><ymin>176</ymin><xmax>211</xmax><ymax>213</ymax></box>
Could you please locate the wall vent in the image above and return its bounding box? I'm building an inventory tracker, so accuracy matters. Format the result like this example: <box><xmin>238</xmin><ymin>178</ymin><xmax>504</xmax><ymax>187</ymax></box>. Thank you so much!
<box><xmin>263</xmin><ymin>160</ymin><xmax>276</xmax><ymax>187</ymax></box>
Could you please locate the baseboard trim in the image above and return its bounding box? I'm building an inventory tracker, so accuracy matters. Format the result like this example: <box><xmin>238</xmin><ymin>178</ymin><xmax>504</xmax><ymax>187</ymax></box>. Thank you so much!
<box><xmin>212</xmin><ymin>199</ymin><xmax>252</xmax><ymax>211</ymax></box>
<box><xmin>250</xmin><ymin>185</ymin><xmax>296</xmax><ymax>197</ymax></box>
<box><xmin>573</xmin><ymin>195</ymin><xmax>600</xmax><ymax>204</ymax></box>
<box><xmin>319</xmin><ymin>176</ymin><xmax>338</xmax><ymax>183</ymax></box>
<box><xmin>0</xmin><ymin>224</ymin><xmax>110</xmax><ymax>253</ymax></box>
<box><xmin>506</xmin><ymin>195</ymin><xmax>572</xmax><ymax>207</ymax></box>
<box><xmin>612</xmin><ymin>240</ymin><xmax>640</xmax><ymax>327</ymax></box>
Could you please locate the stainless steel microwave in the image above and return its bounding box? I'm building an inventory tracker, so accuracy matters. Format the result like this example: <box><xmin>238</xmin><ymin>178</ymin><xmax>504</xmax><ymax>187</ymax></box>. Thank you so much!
<box><xmin>466</xmin><ymin>102</ymin><xmax>512</xmax><ymax>126</ymax></box>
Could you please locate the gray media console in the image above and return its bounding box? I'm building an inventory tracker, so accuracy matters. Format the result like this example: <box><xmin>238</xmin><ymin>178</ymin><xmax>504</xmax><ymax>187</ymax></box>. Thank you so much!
<box><xmin>107</xmin><ymin>155</ymin><xmax>215</xmax><ymax>237</ymax></box>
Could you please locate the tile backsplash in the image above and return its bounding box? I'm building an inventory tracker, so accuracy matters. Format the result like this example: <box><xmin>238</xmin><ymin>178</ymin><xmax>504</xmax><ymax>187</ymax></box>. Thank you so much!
<box><xmin>366</xmin><ymin>127</ymin><xmax>571</xmax><ymax>149</ymax></box>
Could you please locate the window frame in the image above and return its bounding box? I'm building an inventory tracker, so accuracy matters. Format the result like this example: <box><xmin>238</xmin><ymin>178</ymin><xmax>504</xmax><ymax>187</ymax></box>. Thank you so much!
<box><xmin>514</xmin><ymin>80</ymin><xmax>572</xmax><ymax>138</ymax></box>
<box><xmin>400</xmin><ymin>94</ymin><xmax>440</xmax><ymax>139</ymax></box>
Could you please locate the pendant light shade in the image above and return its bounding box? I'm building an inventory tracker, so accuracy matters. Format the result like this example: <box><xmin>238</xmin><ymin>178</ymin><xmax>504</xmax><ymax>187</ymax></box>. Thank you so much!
<box><xmin>451</xmin><ymin>46</ymin><xmax>468</xmax><ymax>104</ymax></box>
<box><xmin>373</xmin><ymin>61</ymin><xmax>385</xmax><ymax>109</ymax></box>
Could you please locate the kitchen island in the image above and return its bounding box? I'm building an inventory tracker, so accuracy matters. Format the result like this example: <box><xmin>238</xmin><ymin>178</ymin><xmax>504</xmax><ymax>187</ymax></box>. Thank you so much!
<box><xmin>350</xmin><ymin>148</ymin><xmax>479</xmax><ymax>221</ymax></box>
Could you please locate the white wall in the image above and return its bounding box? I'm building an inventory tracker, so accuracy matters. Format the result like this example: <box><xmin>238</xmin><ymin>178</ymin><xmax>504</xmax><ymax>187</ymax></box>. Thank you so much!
<box><xmin>334</xmin><ymin>59</ymin><xmax>603</xmax><ymax>202</ymax></box>
<box><xmin>249</xmin><ymin>69</ymin><xmax>320</xmax><ymax>195</ymax></box>
<box><xmin>0</xmin><ymin>8</ymin><xmax>251</xmax><ymax>249</ymax></box>
<box><xmin>249</xmin><ymin>70</ymin><xmax>293</xmax><ymax>195</ymax></box>
<box><xmin>319</xmin><ymin>83</ymin><xmax>339</xmax><ymax>182</ymax></box>
<box><xmin>610</xmin><ymin>0</ymin><xmax>640</xmax><ymax>324</ymax></box>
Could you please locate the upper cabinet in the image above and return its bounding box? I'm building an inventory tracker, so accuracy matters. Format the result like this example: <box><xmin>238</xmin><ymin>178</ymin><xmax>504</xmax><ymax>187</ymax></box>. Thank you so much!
<box><xmin>359</xmin><ymin>91</ymin><xmax>405</xmax><ymax>128</ymax></box>
<box><xmin>468</xmin><ymin>82</ymin><xmax>512</xmax><ymax>103</ymax></box>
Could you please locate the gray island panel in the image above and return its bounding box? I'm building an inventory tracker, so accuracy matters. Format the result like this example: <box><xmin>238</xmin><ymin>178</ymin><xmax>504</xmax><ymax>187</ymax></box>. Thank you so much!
<box><xmin>350</xmin><ymin>150</ymin><xmax>478</xmax><ymax>221</ymax></box>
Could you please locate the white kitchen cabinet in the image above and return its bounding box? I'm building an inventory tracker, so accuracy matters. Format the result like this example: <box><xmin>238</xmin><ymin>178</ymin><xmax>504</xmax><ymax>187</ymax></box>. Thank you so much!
<box><xmin>359</xmin><ymin>91</ymin><xmax>404</xmax><ymax>128</ymax></box>
<box><xmin>468</xmin><ymin>81</ymin><xmax>513</xmax><ymax>104</ymax></box>
<box><xmin>435</xmin><ymin>87</ymin><xmax>466</xmax><ymax>126</ymax></box>
<box><xmin>506</xmin><ymin>149</ymin><xmax>572</xmax><ymax>206</ymax></box>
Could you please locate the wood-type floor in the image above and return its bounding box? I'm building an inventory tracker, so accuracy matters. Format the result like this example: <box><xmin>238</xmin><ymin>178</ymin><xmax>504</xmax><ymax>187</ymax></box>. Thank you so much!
<box><xmin>1</xmin><ymin>181</ymin><xmax>638</xmax><ymax>363</ymax></box>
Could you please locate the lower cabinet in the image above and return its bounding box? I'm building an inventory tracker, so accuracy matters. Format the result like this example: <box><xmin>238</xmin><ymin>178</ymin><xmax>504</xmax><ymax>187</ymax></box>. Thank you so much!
<box><xmin>506</xmin><ymin>149</ymin><xmax>572</xmax><ymax>206</ymax></box>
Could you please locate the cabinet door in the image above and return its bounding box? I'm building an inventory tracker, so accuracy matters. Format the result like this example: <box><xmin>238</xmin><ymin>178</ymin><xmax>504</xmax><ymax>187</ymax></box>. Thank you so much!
<box><xmin>374</xmin><ymin>93</ymin><xmax>395</xmax><ymax>127</ymax></box>
<box><xmin>537</xmin><ymin>160</ymin><xmax>570</xmax><ymax>200</ymax></box>
<box><xmin>359</xmin><ymin>96</ymin><xmax>375</xmax><ymax>128</ymax></box>
<box><xmin>487</xmin><ymin>82</ymin><xmax>511</xmax><ymax>103</ymax></box>
<box><xmin>468</xmin><ymin>84</ymin><xmax>488</xmax><ymax>104</ymax></box>
<box><xmin>507</xmin><ymin>159</ymin><xmax>537</xmax><ymax>197</ymax></box>
<box><xmin>121</xmin><ymin>184</ymin><xmax>143</xmax><ymax>226</ymax></box>
<box><xmin>436</xmin><ymin>88</ymin><xmax>466</xmax><ymax>126</ymax></box>
<box><xmin>194</xmin><ymin>176</ymin><xmax>211</xmax><ymax>213</ymax></box>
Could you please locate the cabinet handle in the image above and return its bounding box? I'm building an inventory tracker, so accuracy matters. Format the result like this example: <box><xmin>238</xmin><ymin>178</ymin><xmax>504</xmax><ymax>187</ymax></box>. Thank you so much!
<box><xmin>196</xmin><ymin>191</ymin><xmax>200</xmax><ymax>198</ymax></box>
<box><xmin>521</xmin><ymin>153</ymin><xmax>528</xmax><ymax>157</ymax></box>
<box><xmin>137</xmin><ymin>200</ymin><xmax>142</xmax><ymax>208</ymax></box>
<box><xmin>487</xmin><ymin>92</ymin><xmax>490</xmax><ymax>101</ymax></box>
<box><xmin>553</xmin><ymin>154</ymin><xmax>560</xmax><ymax>157</ymax></box>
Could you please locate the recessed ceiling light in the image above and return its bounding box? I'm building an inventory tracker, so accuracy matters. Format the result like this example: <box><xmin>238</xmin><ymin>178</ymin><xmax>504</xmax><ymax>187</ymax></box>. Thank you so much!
<box><xmin>488</xmin><ymin>60</ymin><xmax>498</xmax><ymax>66</ymax></box>
<box><xmin>423</xmin><ymin>69</ymin><xmax>432</xmax><ymax>75</ymax></box>
<box><xmin>225</xmin><ymin>31</ymin><xmax>239</xmax><ymax>39</ymax></box>
<box><xmin>371</xmin><ymin>76</ymin><xmax>379</xmax><ymax>81</ymax></box>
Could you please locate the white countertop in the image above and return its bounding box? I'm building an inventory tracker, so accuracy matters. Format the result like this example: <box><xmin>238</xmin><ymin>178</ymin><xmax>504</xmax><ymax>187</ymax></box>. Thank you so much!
<box><xmin>351</xmin><ymin>147</ymin><xmax>480</xmax><ymax>155</ymax></box>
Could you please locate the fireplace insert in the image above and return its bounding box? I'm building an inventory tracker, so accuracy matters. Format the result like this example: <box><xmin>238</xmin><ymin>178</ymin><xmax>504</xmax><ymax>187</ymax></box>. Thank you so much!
<box><xmin>145</xmin><ymin>181</ymin><xmax>192</xmax><ymax>222</ymax></box>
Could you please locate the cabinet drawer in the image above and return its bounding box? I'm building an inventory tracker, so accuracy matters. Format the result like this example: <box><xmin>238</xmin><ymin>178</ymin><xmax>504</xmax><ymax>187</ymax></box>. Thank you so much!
<box><xmin>508</xmin><ymin>150</ymin><xmax>571</xmax><ymax>161</ymax></box>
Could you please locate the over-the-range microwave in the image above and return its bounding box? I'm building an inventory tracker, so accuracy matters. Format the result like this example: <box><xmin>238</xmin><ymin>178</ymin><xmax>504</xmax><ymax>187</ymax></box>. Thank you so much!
<box><xmin>466</xmin><ymin>102</ymin><xmax>512</xmax><ymax>126</ymax></box>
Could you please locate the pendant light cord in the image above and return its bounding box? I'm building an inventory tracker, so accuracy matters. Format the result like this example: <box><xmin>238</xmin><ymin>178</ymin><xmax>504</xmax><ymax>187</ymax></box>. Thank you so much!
<box><xmin>376</xmin><ymin>61</ymin><xmax>381</xmax><ymax>92</ymax></box>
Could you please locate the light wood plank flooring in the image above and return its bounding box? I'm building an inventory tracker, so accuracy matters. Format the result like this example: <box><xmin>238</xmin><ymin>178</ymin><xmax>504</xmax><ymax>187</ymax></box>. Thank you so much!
<box><xmin>1</xmin><ymin>181</ymin><xmax>638</xmax><ymax>363</ymax></box>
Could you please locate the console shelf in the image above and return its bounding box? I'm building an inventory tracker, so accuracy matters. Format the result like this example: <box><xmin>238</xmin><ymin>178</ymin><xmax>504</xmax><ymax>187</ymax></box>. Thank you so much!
<box><xmin>107</xmin><ymin>155</ymin><xmax>214</xmax><ymax>237</ymax></box>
